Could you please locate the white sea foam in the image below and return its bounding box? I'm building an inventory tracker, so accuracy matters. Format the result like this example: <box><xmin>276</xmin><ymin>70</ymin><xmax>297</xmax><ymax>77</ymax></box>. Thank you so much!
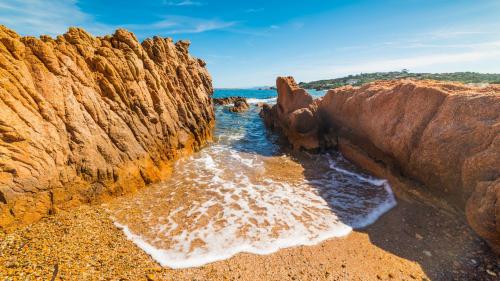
<box><xmin>246</xmin><ymin>97</ymin><xmax>277</xmax><ymax>104</ymax></box>
<box><xmin>107</xmin><ymin>107</ymin><xmax>397</xmax><ymax>269</ymax></box>
<box><xmin>327</xmin><ymin>157</ymin><xmax>387</xmax><ymax>186</ymax></box>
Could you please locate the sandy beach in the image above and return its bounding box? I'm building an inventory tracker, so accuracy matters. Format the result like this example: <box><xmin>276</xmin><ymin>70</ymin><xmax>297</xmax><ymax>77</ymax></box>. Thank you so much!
<box><xmin>1</xmin><ymin>177</ymin><xmax>498</xmax><ymax>281</ymax></box>
<box><xmin>1</xmin><ymin>5</ymin><xmax>499</xmax><ymax>280</ymax></box>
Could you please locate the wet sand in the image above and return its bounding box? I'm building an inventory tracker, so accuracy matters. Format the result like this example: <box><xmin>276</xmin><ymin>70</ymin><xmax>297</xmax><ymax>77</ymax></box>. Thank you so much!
<box><xmin>1</xmin><ymin>179</ymin><xmax>498</xmax><ymax>281</ymax></box>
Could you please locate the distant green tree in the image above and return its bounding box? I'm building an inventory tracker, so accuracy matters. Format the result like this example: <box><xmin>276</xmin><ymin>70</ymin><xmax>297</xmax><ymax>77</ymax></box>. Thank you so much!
<box><xmin>299</xmin><ymin>71</ymin><xmax>500</xmax><ymax>90</ymax></box>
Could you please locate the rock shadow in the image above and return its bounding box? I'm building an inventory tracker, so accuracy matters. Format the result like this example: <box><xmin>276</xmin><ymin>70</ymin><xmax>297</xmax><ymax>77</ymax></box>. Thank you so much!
<box><xmin>292</xmin><ymin>150</ymin><xmax>498</xmax><ymax>280</ymax></box>
<box><xmin>213</xmin><ymin>104</ymin><xmax>497</xmax><ymax>280</ymax></box>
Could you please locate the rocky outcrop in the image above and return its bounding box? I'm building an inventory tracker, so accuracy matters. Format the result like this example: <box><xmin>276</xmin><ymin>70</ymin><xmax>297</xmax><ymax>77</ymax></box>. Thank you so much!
<box><xmin>0</xmin><ymin>26</ymin><xmax>214</xmax><ymax>229</ymax></box>
<box><xmin>262</xmin><ymin>77</ymin><xmax>321</xmax><ymax>149</ymax></box>
<box><xmin>213</xmin><ymin>96</ymin><xmax>245</xmax><ymax>106</ymax></box>
<box><xmin>229</xmin><ymin>99</ymin><xmax>249</xmax><ymax>113</ymax></box>
<box><xmin>213</xmin><ymin>96</ymin><xmax>249</xmax><ymax>112</ymax></box>
<box><xmin>261</xmin><ymin>77</ymin><xmax>500</xmax><ymax>253</ymax></box>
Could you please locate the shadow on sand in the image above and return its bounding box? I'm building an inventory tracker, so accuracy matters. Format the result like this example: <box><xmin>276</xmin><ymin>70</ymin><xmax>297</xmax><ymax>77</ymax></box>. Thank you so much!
<box><xmin>227</xmin><ymin>107</ymin><xmax>498</xmax><ymax>280</ymax></box>
<box><xmin>296</xmin><ymin>151</ymin><xmax>498</xmax><ymax>280</ymax></box>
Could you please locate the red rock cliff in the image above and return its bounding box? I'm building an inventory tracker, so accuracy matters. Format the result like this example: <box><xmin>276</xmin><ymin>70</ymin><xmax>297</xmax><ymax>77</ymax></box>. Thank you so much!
<box><xmin>262</xmin><ymin>77</ymin><xmax>500</xmax><ymax>253</ymax></box>
<box><xmin>0</xmin><ymin>26</ymin><xmax>214</xmax><ymax>228</ymax></box>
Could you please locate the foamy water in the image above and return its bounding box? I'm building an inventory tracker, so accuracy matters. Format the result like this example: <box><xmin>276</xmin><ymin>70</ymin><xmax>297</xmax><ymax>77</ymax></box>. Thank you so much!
<box><xmin>105</xmin><ymin>90</ymin><xmax>396</xmax><ymax>269</ymax></box>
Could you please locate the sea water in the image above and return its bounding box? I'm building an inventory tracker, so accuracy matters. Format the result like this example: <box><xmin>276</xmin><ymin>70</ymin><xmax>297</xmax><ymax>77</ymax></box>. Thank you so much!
<box><xmin>105</xmin><ymin>89</ymin><xmax>396</xmax><ymax>269</ymax></box>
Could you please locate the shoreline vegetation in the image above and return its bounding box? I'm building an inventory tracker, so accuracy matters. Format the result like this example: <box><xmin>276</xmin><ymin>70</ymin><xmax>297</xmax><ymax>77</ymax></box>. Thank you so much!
<box><xmin>299</xmin><ymin>71</ymin><xmax>500</xmax><ymax>90</ymax></box>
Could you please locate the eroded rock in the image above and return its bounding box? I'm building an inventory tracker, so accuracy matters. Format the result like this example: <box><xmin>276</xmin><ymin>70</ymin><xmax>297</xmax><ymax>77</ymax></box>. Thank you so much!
<box><xmin>0</xmin><ymin>25</ymin><xmax>215</xmax><ymax>228</ymax></box>
<box><xmin>260</xmin><ymin>77</ymin><xmax>320</xmax><ymax>150</ymax></box>
<box><xmin>213</xmin><ymin>96</ymin><xmax>246</xmax><ymax>105</ymax></box>
<box><xmin>229</xmin><ymin>100</ymin><xmax>249</xmax><ymax>113</ymax></box>
<box><xmin>213</xmin><ymin>96</ymin><xmax>249</xmax><ymax>112</ymax></box>
<box><xmin>261</xmin><ymin>76</ymin><xmax>500</xmax><ymax>253</ymax></box>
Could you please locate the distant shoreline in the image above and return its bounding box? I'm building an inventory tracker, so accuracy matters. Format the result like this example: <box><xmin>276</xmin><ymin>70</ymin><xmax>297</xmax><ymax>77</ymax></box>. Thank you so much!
<box><xmin>298</xmin><ymin>71</ymin><xmax>500</xmax><ymax>90</ymax></box>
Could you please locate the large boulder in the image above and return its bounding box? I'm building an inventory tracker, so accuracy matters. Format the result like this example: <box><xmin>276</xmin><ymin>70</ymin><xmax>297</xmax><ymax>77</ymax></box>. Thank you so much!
<box><xmin>261</xmin><ymin>77</ymin><xmax>500</xmax><ymax>253</ymax></box>
<box><xmin>260</xmin><ymin>77</ymin><xmax>320</xmax><ymax>149</ymax></box>
<box><xmin>0</xmin><ymin>26</ymin><xmax>215</xmax><ymax>229</ymax></box>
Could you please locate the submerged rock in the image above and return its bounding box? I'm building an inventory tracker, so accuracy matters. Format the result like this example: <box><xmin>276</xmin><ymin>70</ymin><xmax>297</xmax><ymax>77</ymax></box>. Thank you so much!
<box><xmin>213</xmin><ymin>96</ymin><xmax>246</xmax><ymax>105</ymax></box>
<box><xmin>0</xmin><ymin>25</ymin><xmax>215</xmax><ymax>229</ymax></box>
<box><xmin>229</xmin><ymin>99</ymin><xmax>249</xmax><ymax>112</ymax></box>
<box><xmin>261</xmin><ymin>76</ymin><xmax>500</xmax><ymax>253</ymax></box>
<box><xmin>213</xmin><ymin>96</ymin><xmax>249</xmax><ymax>112</ymax></box>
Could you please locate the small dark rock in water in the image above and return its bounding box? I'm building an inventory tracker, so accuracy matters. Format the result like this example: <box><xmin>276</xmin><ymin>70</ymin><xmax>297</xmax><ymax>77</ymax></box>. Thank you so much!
<box><xmin>213</xmin><ymin>96</ymin><xmax>249</xmax><ymax>112</ymax></box>
<box><xmin>229</xmin><ymin>100</ymin><xmax>249</xmax><ymax>112</ymax></box>
<box><xmin>213</xmin><ymin>96</ymin><xmax>246</xmax><ymax>105</ymax></box>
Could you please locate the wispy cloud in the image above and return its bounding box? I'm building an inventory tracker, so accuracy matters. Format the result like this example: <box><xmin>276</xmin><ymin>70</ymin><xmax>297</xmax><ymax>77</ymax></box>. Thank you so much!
<box><xmin>125</xmin><ymin>16</ymin><xmax>237</xmax><ymax>35</ymax></box>
<box><xmin>245</xmin><ymin>8</ymin><xmax>264</xmax><ymax>13</ymax></box>
<box><xmin>325</xmin><ymin>51</ymin><xmax>500</xmax><ymax>75</ymax></box>
<box><xmin>427</xmin><ymin>30</ymin><xmax>496</xmax><ymax>39</ymax></box>
<box><xmin>0</xmin><ymin>0</ymin><xmax>114</xmax><ymax>36</ymax></box>
<box><xmin>287</xmin><ymin>47</ymin><xmax>500</xmax><ymax>83</ymax></box>
<box><xmin>163</xmin><ymin>0</ymin><xmax>204</xmax><ymax>6</ymax></box>
<box><xmin>278</xmin><ymin>26</ymin><xmax>500</xmax><ymax>83</ymax></box>
<box><xmin>335</xmin><ymin>25</ymin><xmax>500</xmax><ymax>53</ymax></box>
<box><xmin>336</xmin><ymin>40</ymin><xmax>500</xmax><ymax>52</ymax></box>
<box><xmin>0</xmin><ymin>0</ymin><xmax>234</xmax><ymax>38</ymax></box>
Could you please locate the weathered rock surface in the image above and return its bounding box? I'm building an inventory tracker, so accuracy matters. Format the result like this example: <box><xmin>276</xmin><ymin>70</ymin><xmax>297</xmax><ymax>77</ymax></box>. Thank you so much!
<box><xmin>0</xmin><ymin>25</ymin><xmax>214</xmax><ymax>229</ymax></box>
<box><xmin>261</xmin><ymin>76</ymin><xmax>500</xmax><ymax>253</ymax></box>
<box><xmin>213</xmin><ymin>96</ymin><xmax>249</xmax><ymax>112</ymax></box>
<box><xmin>213</xmin><ymin>96</ymin><xmax>245</xmax><ymax>105</ymax></box>
<box><xmin>229</xmin><ymin>99</ymin><xmax>249</xmax><ymax>113</ymax></box>
<box><xmin>262</xmin><ymin>77</ymin><xmax>320</xmax><ymax>149</ymax></box>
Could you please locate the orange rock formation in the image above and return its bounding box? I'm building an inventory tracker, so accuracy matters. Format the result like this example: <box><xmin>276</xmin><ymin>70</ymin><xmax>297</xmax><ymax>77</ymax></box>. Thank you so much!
<box><xmin>0</xmin><ymin>26</ymin><xmax>214</xmax><ymax>229</ymax></box>
<box><xmin>262</xmin><ymin>76</ymin><xmax>500</xmax><ymax>253</ymax></box>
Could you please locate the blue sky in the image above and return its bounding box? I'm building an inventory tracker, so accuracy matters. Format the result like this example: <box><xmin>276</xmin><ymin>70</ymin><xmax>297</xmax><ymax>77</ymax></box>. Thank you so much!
<box><xmin>1</xmin><ymin>0</ymin><xmax>499</xmax><ymax>88</ymax></box>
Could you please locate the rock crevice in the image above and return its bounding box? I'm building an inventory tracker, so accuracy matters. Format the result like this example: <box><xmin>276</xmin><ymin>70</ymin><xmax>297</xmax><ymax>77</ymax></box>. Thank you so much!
<box><xmin>0</xmin><ymin>26</ymin><xmax>215</xmax><ymax>228</ymax></box>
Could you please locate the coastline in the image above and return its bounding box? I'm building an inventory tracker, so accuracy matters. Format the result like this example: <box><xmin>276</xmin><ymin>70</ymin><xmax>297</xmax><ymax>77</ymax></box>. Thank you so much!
<box><xmin>1</xmin><ymin>174</ymin><xmax>497</xmax><ymax>280</ymax></box>
<box><xmin>1</xmin><ymin>4</ymin><xmax>499</xmax><ymax>280</ymax></box>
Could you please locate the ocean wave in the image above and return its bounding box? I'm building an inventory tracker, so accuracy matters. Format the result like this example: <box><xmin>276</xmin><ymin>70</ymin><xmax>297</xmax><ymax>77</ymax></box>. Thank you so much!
<box><xmin>108</xmin><ymin>150</ymin><xmax>396</xmax><ymax>269</ymax></box>
<box><xmin>246</xmin><ymin>97</ymin><xmax>277</xmax><ymax>104</ymax></box>
<box><xmin>107</xmin><ymin>94</ymin><xmax>397</xmax><ymax>269</ymax></box>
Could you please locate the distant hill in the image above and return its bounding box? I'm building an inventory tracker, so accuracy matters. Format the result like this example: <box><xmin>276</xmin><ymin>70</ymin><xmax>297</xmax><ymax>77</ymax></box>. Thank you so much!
<box><xmin>298</xmin><ymin>71</ymin><xmax>500</xmax><ymax>90</ymax></box>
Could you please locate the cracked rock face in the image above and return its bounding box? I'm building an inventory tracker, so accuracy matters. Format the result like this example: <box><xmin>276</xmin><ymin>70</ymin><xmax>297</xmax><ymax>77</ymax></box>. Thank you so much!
<box><xmin>263</xmin><ymin>77</ymin><xmax>320</xmax><ymax>150</ymax></box>
<box><xmin>213</xmin><ymin>96</ymin><xmax>249</xmax><ymax>112</ymax></box>
<box><xmin>262</xmin><ymin>76</ymin><xmax>500</xmax><ymax>253</ymax></box>
<box><xmin>0</xmin><ymin>26</ymin><xmax>214</xmax><ymax>228</ymax></box>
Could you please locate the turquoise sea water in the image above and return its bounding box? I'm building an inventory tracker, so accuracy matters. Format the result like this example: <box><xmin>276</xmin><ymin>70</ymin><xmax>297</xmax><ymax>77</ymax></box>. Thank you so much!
<box><xmin>107</xmin><ymin>89</ymin><xmax>396</xmax><ymax>269</ymax></box>
<box><xmin>213</xmin><ymin>88</ymin><xmax>326</xmax><ymax>99</ymax></box>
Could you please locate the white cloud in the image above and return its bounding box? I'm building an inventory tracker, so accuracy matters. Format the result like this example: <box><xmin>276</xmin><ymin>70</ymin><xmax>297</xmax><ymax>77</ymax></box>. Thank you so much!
<box><xmin>125</xmin><ymin>16</ymin><xmax>236</xmax><ymax>35</ymax></box>
<box><xmin>277</xmin><ymin>26</ymin><xmax>500</xmax><ymax>85</ymax></box>
<box><xmin>326</xmin><ymin>51</ymin><xmax>500</xmax><ymax>75</ymax></box>
<box><xmin>282</xmin><ymin>48</ymin><xmax>500</xmax><ymax>85</ymax></box>
<box><xmin>245</xmin><ymin>8</ymin><xmax>264</xmax><ymax>13</ymax></box>
<box><xmin>0</xmin><ymin>0</ymin><xmax>234</xmax><ymax>38</ymax></box>
<box><xmin>0</xmin><ymin>0</ymin><xmax>114</xmax><ymax>36</ymax></box>
<box><xmin>163</xmin><ymin>0</ymin><xmax>204</xmax><ymax>6</ymax></box>
<box><xmin>427</xmin><ymin>29</ymin><xmax>500</xmax><ymax>39</ymax></box>
<box><xmin>218</xmin><ymin>49</ymin><xmax>500</xmax><ymax>88</ymax></box>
